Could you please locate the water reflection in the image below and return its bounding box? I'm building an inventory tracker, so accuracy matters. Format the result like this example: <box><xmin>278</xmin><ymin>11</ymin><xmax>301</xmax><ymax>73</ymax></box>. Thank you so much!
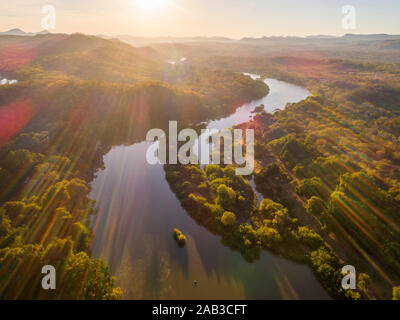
<box><xmin>89</xmin><ymin>77</ymin><xmax>330</xmax><ymax>299</ymax></box>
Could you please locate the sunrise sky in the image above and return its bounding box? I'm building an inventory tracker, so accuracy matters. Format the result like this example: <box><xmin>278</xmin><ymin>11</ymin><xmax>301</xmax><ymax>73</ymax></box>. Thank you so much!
<box><xmin>1</xmin><ymin>0</ymin><xmax>400</xmax><ymax>38</ymax></box>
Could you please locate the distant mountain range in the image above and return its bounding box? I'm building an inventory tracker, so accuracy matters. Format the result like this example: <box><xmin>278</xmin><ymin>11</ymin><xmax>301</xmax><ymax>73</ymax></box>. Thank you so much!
<box><xmin>1</xmin><ymin>28</ymin><xmax>400</xmax><ymax>48</ymax></box>
<box><xmin>95</xmin><ymin>33</ymin><xmax>400</xmax><ymax>48</ymax></box>
<box><xmin>96</xmin><ymin>34</ymin><xmax>235</xmax><ymax>47</ymax></box>
<box><xmin>0</xmin><ymin>28</ymin><xmax>50</xmax><ymax>36</ymax></box>
<box><xmin>341</xmin><ymin>33</ymin><xmax>400</xmax><ymax>40</ymax></box>
<box><xmin>2</xmin><ymin>28</ymin><xmax>400</xmax><ymax>41</ymax></box>
<box><xmin>239</xmin><ymin>34</ymin><xmax>400</xmax><ymax>42</ymax></box>
<box><xmin>306</xmin><ymin>35</ymin><xmax>338</xmax><ymax>39</ymax></box>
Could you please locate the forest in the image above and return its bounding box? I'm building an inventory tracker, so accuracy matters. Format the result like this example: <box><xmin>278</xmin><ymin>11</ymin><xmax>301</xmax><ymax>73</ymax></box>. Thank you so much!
<box><xmin>162</xmin><ymin>53</ymin><xmax>400</xmax><ymax>299</ymax></box>
<box><xmin>0</xmin><ymin>33</ymin><xmax>268</xmax><ymax>299</ymax></box>
<box><xmin>0</xmin><ymin>31</ymin><xmax>400</xmax><ymax>299</ymax></box>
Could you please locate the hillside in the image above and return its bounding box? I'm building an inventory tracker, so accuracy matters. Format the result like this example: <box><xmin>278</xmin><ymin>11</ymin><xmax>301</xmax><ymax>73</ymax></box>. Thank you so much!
<box><xmin>0</xmin><ymin>33</ymin><xmax>269</xmax><ymax>299</ymax></box>
<box><xmin>0</xmin><ymin>33</ymin><xmax>162</xmax><ymax>82</ymax></box>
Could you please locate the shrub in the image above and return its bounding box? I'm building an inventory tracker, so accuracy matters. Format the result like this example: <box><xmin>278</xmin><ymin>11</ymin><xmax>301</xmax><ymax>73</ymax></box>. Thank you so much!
<box><xmin>221</xmin><ymin>211</ymin><xmax>236</xmax><ymax>227</ymax></box>
<box><xmin>296</xmin><ymin>226</ymin><xmax>324</xmax><ymax>249</ymax></box>
<box><xmin>306</xmin><ymin>196</ymin><xmax>326</xmax><ymax>216</ymax></box>
<box><xmin>173</xmin><ymin>228</ymin><xmax>187</xmax><ymax>246</ymax></box>
<box><xmin>216</xmin><ymin>184</ymin><xmax>236</xmax><ymax>211</ymax></box>
<box><xmin>296</xmin><ymin>177</ymin><xmax>329</xmax><ymax>199</ymax></box>
<box><xmin>393</xmin><ymin>286</ymin><xmax>400</xmax><ymax>300</ymax></box>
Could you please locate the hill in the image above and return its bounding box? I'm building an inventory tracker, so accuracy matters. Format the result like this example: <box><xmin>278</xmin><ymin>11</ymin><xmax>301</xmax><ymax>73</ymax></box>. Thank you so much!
<box><xmin>0</xmin><ymin>33</ymin><xmax>162</xmax><ymax>82</ymax></box>
<box><xmin>0</xmin><ymin>28</ymin><xmax>49</xmax><ymax>36</ymax></box>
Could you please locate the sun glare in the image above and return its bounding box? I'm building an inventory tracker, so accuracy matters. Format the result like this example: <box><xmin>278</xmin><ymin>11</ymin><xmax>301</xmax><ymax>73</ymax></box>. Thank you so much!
<box><xmin>134</xmin><ymin>0</ymin><xmax>168</xmax><ymax>11</ymax></box>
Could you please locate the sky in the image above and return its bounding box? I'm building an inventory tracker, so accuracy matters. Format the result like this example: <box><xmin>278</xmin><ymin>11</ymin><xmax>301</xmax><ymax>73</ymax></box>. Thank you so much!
<box><xmin>0</xmin><ymin>0</ymin><xmax>399</xmax><ymax>38</ymax></box>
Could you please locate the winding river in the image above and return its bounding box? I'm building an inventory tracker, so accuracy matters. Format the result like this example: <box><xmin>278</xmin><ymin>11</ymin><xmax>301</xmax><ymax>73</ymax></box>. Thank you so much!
<box><xmin>89</xmin><ymin>75</ymin><xmax>330</xmax><ymax>299</ymax></box>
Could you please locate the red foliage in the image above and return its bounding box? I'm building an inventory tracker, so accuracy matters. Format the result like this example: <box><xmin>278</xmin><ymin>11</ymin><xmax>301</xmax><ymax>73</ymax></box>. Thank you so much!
<box><xmin>0</xmin><ymin>99</ymin><xmax>34</xmax><ymax>146</ymax></box>
<box><xmin>0</xmin><ymin>45</ymin><xmax>36</xmax><ymax>73</ymax></box>
<box><xmin>274</xmin><ymin>56</ymin><xmax>335</xmax><ymax>78</ymax></box>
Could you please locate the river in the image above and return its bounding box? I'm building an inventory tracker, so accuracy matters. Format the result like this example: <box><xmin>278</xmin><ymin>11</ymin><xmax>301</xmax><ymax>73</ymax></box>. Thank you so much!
<box><xmin>89</xmin><ymin>75</ymin><xmax>330</xmax><ymax>299</ymax></box>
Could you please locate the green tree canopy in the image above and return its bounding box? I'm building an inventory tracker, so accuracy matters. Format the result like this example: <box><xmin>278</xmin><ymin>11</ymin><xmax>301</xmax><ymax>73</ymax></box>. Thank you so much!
<box><xmin>221</xmin><ymin>211</ymin><xmax>236</xmax><ymax>227</ymax></box>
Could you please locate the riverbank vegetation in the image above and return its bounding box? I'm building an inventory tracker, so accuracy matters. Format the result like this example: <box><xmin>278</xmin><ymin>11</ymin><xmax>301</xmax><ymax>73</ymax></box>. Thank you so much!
<box><xmin>239</xmin><ymin>58</ymin><xmax>400</xmax><ymax>299</ymax></box>
<box><xmin>0</xmin><ymin>33</ymin><xmax>268</xmax><ymax>299</ymax></box>
<box><xmin>163</xmin><ymin>52</ymin><xmax>400</xmax><ymax>299</ymax></box>
<box><xmin>165</xmin><ymin>161</ymin><xmax>365</xmax><ymax>299</ymax></box>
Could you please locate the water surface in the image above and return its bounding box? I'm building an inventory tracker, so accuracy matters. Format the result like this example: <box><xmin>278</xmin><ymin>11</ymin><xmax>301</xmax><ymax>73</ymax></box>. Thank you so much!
<box><xmin>89</xmin><ymin>76</ymin><xmax>329</xmax><ymax>299</ymax></box>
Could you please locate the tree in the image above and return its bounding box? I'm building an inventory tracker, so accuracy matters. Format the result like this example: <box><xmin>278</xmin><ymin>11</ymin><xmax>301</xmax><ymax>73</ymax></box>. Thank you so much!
<box><xmin>308</xmin><ymin>246</ymin><xmax>357</xmax><ymax>299</ymax></box>
<box><xmin>296</xmin><ymin>177</ymin><xmax>329</xmax><ymax>200</ymax></box>
<box><xmin>205</xmin><ymin>164</ymin><xmax>223</xmax><ymax>180</ymax></box>
<box><xmin>306</xmin><ymin>196</ymin><xmax>326</xmax><ymax>216</ymax></box>
<box><xmin>216</xmin><ymin>184</ymin><xmax>236</xmax><ymax>211</ymax></box>
<box><xmin>173</xmin><ymin>228</ymin><xmax>187</xmax><ymax>246</ymax></box>
<box><xmin>257</xmin><ymin>225</ymin><xmax>281</xmax><ymax>247</ymax></box>
<box><xmin>1</xmin><ymin>201</ymin><xmax>40</xmax><ymax>222</ymax></box>
<box><xmin>0</xmin><ymin>214</ymin><xmax>11</xmax><ymax>239</ymax></box>
<box><xmin>279</xmin><ymin>136</ymin><xmax>313</xmax><ymax>168</ymax></box>
<box><xmin>3</xmin><ymin>149</ymin><xmax>40</xmax><ymax>173</ymax></box>
<box><xmin>296</xmin><ymin>226</ymin><xmax>323</xmax><ymax>249</ymax></box>
<box><xmin>13</xmin><ymin>131</ymin><xmax>49</xmax><ymax>153</ymax></box>
<box><xmin>64</xmin><ymin>178</ymin><xmax>89</xmax><ymax>203</ymax></box>
<box><xmin>63</xmin><ymin>251</ymin><xmax>121</xmax><ymax>300</ymax></box>
<box><xmin>358</xmin><ymin>273</ymin><xmax>371</xmax><ymax>291</ymax></box>
<box><xmin>0</xmin><ymin>168</ymin><xmax>10</xmax><ymax>191</ymax></box>
<box><xmin>393</xmin><ymin>286</ymin><xmax>400</xmax><ymax>300</ymax></box>
<box><xmin>221</xmin><ymin>211</ymin><xmax>236</xmax><ymax>227</ymax></box>
<box><xmin>259</xmin><ymin>199</ymin><xmax>285</xmax><ymax>218</ymax></box>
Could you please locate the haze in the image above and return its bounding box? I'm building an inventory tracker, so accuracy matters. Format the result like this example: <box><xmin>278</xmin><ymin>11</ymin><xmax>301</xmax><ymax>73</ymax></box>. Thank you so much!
<box><xmin>1</xmin><ymin>0</ymin><xmax>400</xmax><ymax>38</ymax></box>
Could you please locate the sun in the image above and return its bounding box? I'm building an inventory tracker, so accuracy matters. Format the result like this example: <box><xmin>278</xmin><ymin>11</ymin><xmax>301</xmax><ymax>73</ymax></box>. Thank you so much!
<box><xmin>134</xmin><ymin>0</ymin><xmax>168</xmax><ymax>11</ymax></box>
